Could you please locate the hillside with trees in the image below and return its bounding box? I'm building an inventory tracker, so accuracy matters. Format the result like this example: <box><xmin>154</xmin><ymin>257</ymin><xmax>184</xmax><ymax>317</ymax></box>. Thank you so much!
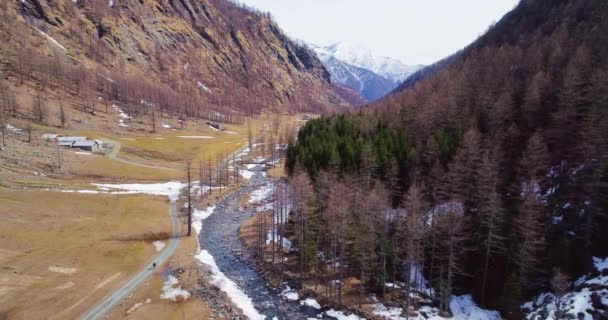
<box><xmin>0</xmin><ymin>0</ymin><xmax>353</xmax><ymax>125</ymax></box>
<box><xmin>285</xmin><ymin>0</ymin><xmax>608</xmax><ymax>318</ymax></box>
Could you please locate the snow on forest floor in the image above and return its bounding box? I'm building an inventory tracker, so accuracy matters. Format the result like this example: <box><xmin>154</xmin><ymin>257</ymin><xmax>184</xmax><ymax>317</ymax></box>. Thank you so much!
<box><xmin>522</xmin><ymin>256</ymin><xmax>608</xmax><ymax>320</ymax></box>
<box><xmin>112</xmin><ymin>104</ymin><xmax>131</xmax><ymax>127</ymax></box>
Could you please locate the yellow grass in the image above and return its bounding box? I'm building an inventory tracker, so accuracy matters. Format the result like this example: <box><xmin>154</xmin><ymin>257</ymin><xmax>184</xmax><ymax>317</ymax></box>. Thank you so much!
<box><xmin>0</xmin><ymin>189</ymin><xmax>171</xmax><ymax>320</ymax></box>
<box><xmin>104</xmin><ymin>228</ymin><xmax>212</xmax><ymax>320</ymax></box>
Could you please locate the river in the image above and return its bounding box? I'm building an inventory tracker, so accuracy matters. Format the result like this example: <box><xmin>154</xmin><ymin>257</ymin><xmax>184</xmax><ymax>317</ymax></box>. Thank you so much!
<box><xmin>198</xmin><ymin>164</ymin><xmax>326</xmax><ymax>320</ymax></box>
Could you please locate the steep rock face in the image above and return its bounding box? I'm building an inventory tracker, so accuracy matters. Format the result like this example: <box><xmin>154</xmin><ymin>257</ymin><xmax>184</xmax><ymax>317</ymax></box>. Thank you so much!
<box><xmin>15</xmin><ymin>0</ymin><xmax>350</xmax><ymax>113</ymax></box>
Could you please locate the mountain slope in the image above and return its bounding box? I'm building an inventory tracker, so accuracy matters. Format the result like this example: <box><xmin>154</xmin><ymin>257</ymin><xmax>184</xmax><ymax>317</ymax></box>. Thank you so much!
<box><xmin>2</xmin><ymin>0</ymin><xmax>351</xmax><ymax>119</ymax></box>
<box><xmin>318</xmin><ymin>54</ymin><xmax>396</xmax><ymax>101</ymax></box>
<box><xmin>286</xmin><ymin>0</ymin><xmax>608</xmax><ymax>318</ymax></box>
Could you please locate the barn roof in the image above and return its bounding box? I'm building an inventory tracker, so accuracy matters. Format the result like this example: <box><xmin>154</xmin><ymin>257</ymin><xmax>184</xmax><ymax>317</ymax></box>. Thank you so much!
<box><xmin>57</xmin><ymin>136</ymin><xmax>87</xmax><ymax>142</ymax></box>
<box><xmin>72</xmin><ymin>140</ymin><xmax>99</xmax><ymax>147</ymax></box>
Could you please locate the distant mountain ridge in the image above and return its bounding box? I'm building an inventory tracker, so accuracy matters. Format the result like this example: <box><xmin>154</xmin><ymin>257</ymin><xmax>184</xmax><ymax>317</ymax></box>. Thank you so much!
<box><xmin>308</xmin><ymin>42</ymin><xmax>423</xmax><ymax>101</ymax></box>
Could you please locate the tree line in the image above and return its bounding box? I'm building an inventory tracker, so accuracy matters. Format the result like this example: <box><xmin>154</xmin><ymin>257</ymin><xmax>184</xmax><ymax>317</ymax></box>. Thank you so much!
<box><xmin>284</xmin><ymin>0</ymin><xmax>608</xmax><ymax>318</ymax></box>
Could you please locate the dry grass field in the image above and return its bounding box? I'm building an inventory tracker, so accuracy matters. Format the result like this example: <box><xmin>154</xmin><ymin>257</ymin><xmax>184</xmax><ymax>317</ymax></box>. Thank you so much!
<box><xmin>0</xmin><ymin>80</ymin><xmax>305</xmax><ymax>318</ymax></box>
<box><xmin>0</xmin><ymin>190</ymin><xmax>171</xmax><ymax>319</ymax></box>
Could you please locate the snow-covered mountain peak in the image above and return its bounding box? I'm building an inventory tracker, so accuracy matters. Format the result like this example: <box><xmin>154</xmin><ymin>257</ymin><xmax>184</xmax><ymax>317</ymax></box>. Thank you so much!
<box><xmin>315</xmin><ymin>41</ymin><xmax>422</xmax><ymax>82</ymax></box>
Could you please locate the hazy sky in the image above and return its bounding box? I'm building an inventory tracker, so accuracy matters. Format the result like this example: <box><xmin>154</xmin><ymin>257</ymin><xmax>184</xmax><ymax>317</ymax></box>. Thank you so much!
<box><xmin>238</xmin><ymin>0</ymin><xmax>520</xmax><ymax>65</ymax></box>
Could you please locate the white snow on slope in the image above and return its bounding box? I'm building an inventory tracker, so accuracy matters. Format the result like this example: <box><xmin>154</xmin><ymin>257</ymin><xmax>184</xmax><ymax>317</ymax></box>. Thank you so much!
<box><xmin>197</xmin><ymin>82</ymin><xmax>213</xmax><ymax>94</ymax></box>
<box><xmin>6</xmin><ymin>124</ymin><xmax>23</xmax><ymax>133</ymax></box>
<box><xmin>112</xmin><ymin>104</ymin><xmax>131</xmax><ymax>127</ymax></box>
<box><xmin>450</xmin><ymin>295</ymin><xmax>502</xmax><ymax>320</ymax></box>
<box><xmin>370</xmin><ymin>295</ymin><xmax>500</xmax><ymax>320</ymax></box>
<box><xmin>523</xmin><ymin>256</ymin><xmax>608</xmax><ymax>320</ymax></box>
<box><xmin>160</xmin><ymin>275</ymin><xmax>191</xmax><ymax>301</ymax></box>
<box><xmin>32</xmin><ymin>26</ymin><xmax>67</xmax><ymax>51</ymax></box>
<box><xmin>313</xmin><ymin>41</ymin><xmax>422</xmax><ymax>82</ymax></box>
<box><xmin>195</xmin><ymin>250</ymin><xmax>265</xmax><ymax>320</ymax></box>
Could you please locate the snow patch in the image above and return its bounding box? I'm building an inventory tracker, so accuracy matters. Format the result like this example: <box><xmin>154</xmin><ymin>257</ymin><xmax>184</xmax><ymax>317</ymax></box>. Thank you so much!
<box><xmin>32</xmin><ymin>26</ymin><xmax>67</xmax><ymax>51</ymax></box>
<box><xmin>325</xmin><ymin>309</ymin><xmax>363</xmax><ymax>320</ymax></box>
<box><xmin>280</xmin><ymin>286</ymin><xmax>299</xmax><ymax>301</ymax></box>
<box><xmin>248</xmin><ymin>184</ymin><xmax>273</xmax><ymax>204</ymax></box>
<box><xmin>301</xmin><ymin>298</ymin><xmax>321</xmax><ymax>309</ymax></box>
<box><xmin>191</xmin><ymin>206</ymin><xmax>216</xmax><ymax>236</ymax></box>
<box><xmin>153</xmin><ymin>241</ymin><xmax>166</xmax><ymax>252</ymax></box>
<box><xmin>92</xmin><ymin>181</ymin><xmax>184</xmax><ymax>202</ymax></box>
<box><xmin>240</xmin><ymin>170</ymin><xmax>255</xmax><ymax>180</ymax></box>
<box><xmin>160</xmin><ymin>275</ymin><xmax>190</xmax><ymax>301</ymax></box>
<box><xmin>197</xmin><ymin>81</ymin><xmax>213</xmax><ymax>94</ymax></box>
<box><xmin>177</xmin><ymin>136</ymin><xmax>214</xmax><ymax>139</ymax></box>
<box><xmin>194</xmin><ymin>250</ymin><xmax>265</xmax><ymax>320</ymax></box>
<box><xmin>48</xmin><ymin>266</ymin><xmax>78</xmax><ymax>274</ymax></box>
<box><xmin>594</xmin><ymin>257</ymin><xmax>608</xmax><ymax>271</ymax></box>
<box><xmin>112</xmin><ymin>104</ymin><xmax>131</xmax><ymax>127</ymax></box>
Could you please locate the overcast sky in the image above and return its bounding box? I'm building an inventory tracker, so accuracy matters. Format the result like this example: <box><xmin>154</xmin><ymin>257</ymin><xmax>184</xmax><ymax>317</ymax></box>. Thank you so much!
<box><xmin>238</xmin><ymin>0</ymin><xmax>520</xmax><ymax>65</ymax></box>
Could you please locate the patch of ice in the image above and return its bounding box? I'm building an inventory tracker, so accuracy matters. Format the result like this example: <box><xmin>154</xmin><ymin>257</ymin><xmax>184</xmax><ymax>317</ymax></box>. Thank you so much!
<box><xmin>160</xmin><ymin>275</ymin><xmax>190</xmax><ymax>301</ymax></box>
<box><xmin>224</xmin><ymin>131</ymin><xmax>238</xmax><ymax>134</ymax></box>
<box><xmin>153</xmin><ymin>241</ymin><xmax>166</xmax><ymax>252</ymax></box>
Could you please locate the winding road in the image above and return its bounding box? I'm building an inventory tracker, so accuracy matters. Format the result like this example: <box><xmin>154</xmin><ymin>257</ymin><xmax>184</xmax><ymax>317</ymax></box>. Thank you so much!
<box><xmin>102</xmin><ymin>137</ymin><xmax>180</xmax><ymax>172</ymax></box>
<box><xmin>80</xmin><ymin>202</ymin><xmax>181</xmax><ymax>320</ymax></box>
